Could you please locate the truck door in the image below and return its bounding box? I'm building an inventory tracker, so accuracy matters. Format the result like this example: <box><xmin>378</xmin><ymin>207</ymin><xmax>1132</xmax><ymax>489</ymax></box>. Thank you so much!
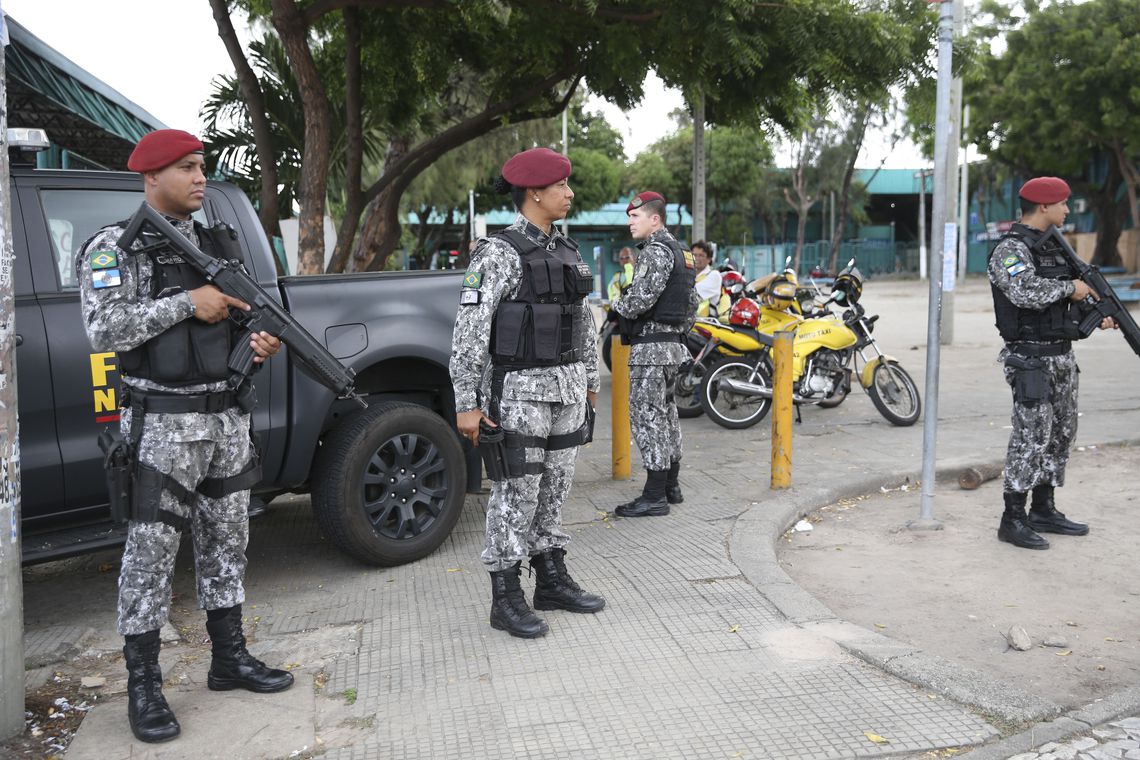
<box><xmin>8</xmin><ymin>184</ymin><xmax>65</xmax><ymax>529</ymax></box>
<box><xmin>19</xmin><ymin>181</ymin><xmax>144</xmax><ymax>520</ymax></box>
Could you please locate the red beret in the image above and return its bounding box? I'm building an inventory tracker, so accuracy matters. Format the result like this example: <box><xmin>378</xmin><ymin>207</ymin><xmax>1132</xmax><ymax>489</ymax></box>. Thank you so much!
<box><xmin>127</xmin><ymin>129</ymin><xmax>205</xmax><ymax>173</ymax></box>
<box><xmin>1019</xmin><ymin>177</ymin><xmax>1071</xmax><ymax>205</ymax></box>
<box><xmin>501</xmin><ymin>148</ymin><xmax>571</xmax><ymax>188</ymax></box>
<box><xmin>627</xmin><ymin>191</ymin><xmax>666</xmax><ymax>214</ymax></box>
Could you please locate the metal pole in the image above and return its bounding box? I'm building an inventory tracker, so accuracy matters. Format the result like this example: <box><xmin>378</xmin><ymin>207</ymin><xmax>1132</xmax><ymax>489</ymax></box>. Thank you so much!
<box><xmin>911</xmin><ymin>0</ymin><xmax>954</xmax><ymax>532</ymax></box>
<box><xmin>692</xmin><ymin>89</ymin><xmax>706</xmax><ymax>242</ymax></box>
<box><xmin>958</xmin><ymin>105</ymin><xmax>971</xmax><ymax>281</ymax></box>
<box><xmin>610</xmin><ymin>335</ymin><xmax>632</xmax><ymax>480</ymax></box>
<box><xmin>561</xmin><ymin>109</ymin><xmax>569</xmax><ymax>237</ymax></box>
<box><xmin>771</xmin><ymin>331</ymin><xmax>794</xmax><ymax>489</ymax></box>
<box><xmin>468</xmin><ymin>188</ymin><xmax>476</xmax><ymax>242</ymax></box>
<box><xmin>916</xmin><ymin>170</ymin><xmax>928</xmax><ymax>279</ymax></box>
<box><xmin>0</xmin><ymin>13</ymin><xmax>27</xmax><ymax>737</ymax></box>
<box><xmin>939</xmin><ymin>0</ymin><xmax>964</xmax><ymax>346</ymax></box>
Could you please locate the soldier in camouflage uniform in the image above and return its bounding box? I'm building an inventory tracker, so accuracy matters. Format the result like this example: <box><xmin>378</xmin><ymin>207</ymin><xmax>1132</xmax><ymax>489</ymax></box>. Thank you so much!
<box><xmin>988</xmin><ymin>176</ymin><xmax>1114</xmax><ymax>550</ymax></box>
<box><xmin>78</xmin><ymin>130</ymin><xmax>293</xmax><ymax>743</ymax></box>
<box><xmin>451</xmin><ymin>148</ymin><xmax>605</xmax><ymax>639</ymax></box>
<box><xmin>612</xmin><ymin>192</ymin><xmax>699</xmax><ymax>517</ymax></box>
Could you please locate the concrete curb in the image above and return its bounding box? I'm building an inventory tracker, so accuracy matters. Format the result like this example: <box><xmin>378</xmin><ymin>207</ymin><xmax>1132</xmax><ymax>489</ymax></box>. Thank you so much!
<box><xmin>958</xmin><ymin>686</ymin><xmax>1140</xmax><ymax>758</ymax></box>
<box><xmin>729</xmin><ymin>460</ymin><xmax>1064</xmax><ymax>726</ymax></box>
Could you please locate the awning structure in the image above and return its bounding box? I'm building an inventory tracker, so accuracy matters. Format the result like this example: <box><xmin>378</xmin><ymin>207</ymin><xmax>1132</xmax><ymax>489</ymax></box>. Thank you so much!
<box><xmin>4</xmin><ymin>15</ymin><xmax>166</xmax><ymax>169</ymax></box>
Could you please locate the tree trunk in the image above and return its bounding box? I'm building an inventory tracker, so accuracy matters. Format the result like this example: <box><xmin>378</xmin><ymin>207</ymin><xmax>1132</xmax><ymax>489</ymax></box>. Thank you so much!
<box><xmin>828</xmin><ymin>110</ymin><xmax>870</xmax><ymax>273</ymax></box>
<box><xmin>326</xmin><ymin>7</ymin><xmax>364</xmax><ymax>274</ymax></box>
<box><xmin>361</xmin><ymin>185</ymin><xmax>405</xmax><ymax>272</ymax></box>
<box><xmin>414</xmin><ymin>203</ymin><xmax>432</xmax><ymax>263</ymax></box>
<box><xmin>1083</xmin><ymin>159</ymin><xmax>1126</xmax><ymax>268</ymax></box>
<box><xmin>208</xmin><ymin>0</ymin><xmax>281</xmax><ymax>244</ymax></box>
<box><xmin>270</xmin><ymin>0</ymin><xmax>332</xmax><ymax>275</ymax></box>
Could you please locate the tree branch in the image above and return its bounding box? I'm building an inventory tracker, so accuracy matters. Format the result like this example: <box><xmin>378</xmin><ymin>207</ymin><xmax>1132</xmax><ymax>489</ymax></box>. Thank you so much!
<box><xmin>304</xmin><ymin>0</ymin><xmax>449</xmax><ymax>25</ymax></box>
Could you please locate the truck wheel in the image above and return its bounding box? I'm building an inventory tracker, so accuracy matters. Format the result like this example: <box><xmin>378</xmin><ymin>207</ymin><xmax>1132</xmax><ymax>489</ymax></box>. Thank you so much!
<box><xmin>312</xmin><ymin>401</ymin><xmax>466</xmax><ymax>566</ymax></box>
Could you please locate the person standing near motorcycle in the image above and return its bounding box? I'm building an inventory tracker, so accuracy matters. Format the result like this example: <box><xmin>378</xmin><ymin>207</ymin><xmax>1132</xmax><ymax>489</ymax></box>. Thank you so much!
<box><xmin>988</xmin><ymin>176</ymin><xmax>1113</xmax><ymax>550</ymax></box>
<box><xmin>608</xmin><ymin>246</ymin><xmax>637</xmax><ymax>302</ymax></box>
<box><xmin>613</xmin><ymin>191</ymin><xmax>699</xmax><ymax>516</ymax></box>
<box><xmin>450</xmin><ymin>147</ymin><xmax>605</xmax><ymax>639</ymax></box>
<box><xmin>693</xmin><ymin>240</ymin><xmax>730</xmax><ymax>320</ymax></box>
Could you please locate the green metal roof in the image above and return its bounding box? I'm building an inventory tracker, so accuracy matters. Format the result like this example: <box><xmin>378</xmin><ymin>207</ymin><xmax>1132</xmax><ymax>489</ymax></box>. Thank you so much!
<box><xmin>4</xmin><ymin>16</ymin><xmax>167</xmax><ymax>169</ymax></box>
<box><xmin>855</xmin><ymin>168</ymin><xmax>930</xmax><ymax>195</ymax></box>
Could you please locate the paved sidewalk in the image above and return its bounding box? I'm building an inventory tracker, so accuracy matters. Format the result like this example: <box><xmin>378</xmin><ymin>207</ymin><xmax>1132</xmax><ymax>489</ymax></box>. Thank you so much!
<box><xmin>16</xmin><ymin>278</ymin><xmax>1140</xmax><ymax>759</ymax></box>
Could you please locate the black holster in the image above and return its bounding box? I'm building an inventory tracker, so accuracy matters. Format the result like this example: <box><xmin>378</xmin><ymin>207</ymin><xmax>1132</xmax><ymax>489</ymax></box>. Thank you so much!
<box><xmin>1005</xmin><ymin>353</ymin><xmax>1048</xmax><ymax>406</ymax></box>
<box><xmin>478</xmin><ymin>420</ymin><xmax>511</xmax><ymax>482</ymax></box>
<box><xmin>97</xmin><ymin>428</ymin><xmax>133</xmax><ymax>525</ymax></box>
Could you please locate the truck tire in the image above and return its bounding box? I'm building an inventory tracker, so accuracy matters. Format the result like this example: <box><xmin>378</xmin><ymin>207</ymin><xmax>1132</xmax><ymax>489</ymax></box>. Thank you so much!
<box><xmin>312</xmin><ymin>401</ymin><xmax>466</xmax><ymax>566</ymax></box>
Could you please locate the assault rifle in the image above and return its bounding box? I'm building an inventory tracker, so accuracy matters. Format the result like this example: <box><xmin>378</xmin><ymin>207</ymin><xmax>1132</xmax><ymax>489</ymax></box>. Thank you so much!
<box><xmin>118</xmin><ymin>202</ymin><xmax>368</xmax><ymax>408</ymax></box>
<box><xmin>1043</xmin><ymin>225</ymin><xmax>1140</xmax><ymax>358</ymax></box>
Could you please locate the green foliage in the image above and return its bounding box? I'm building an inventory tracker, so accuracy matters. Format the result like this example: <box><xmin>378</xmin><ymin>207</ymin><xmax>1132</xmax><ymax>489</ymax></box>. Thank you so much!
<box><xmin>567</xmin><ymin>148</ymin><xmax>623</xmax><ymax>212</ymax></box>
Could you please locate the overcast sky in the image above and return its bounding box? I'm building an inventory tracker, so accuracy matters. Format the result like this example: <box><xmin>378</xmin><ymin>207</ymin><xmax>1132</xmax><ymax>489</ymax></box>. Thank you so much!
<box><xmin>4</xmin><ymin>0</ymin><xmax>926</xmax><ymax>168</ymax></box>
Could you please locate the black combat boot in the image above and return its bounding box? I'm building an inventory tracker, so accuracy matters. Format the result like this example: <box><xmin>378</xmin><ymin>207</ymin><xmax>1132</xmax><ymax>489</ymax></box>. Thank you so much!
<box><xmin>489</xmin><ymin>562</ymin><xmax>549</xmax><ymax>638</ymax></box>
<box><xmin>530</xmin><ymin>548</ymin><xmax>606</xmax><ymax>613</ymax></box>
<box><xmin>205</xmin><ymin>606</ymin><xmax>295</xmax><ymax>693</ymax></box>
<box><xmin>123</xmin><ymin>630</ymin><xmax>181</xmax><ymax>743</ymax></box>
<box><xmin>1027</xmin><ymin>484</ymin><xmax>1089</xmax><ymax>536</ymax></box>
<box><xmin>615</xmin><ymin>470</ymin><xmax>670</xmax><ymax>517</ymax></box>
<box><xmin>997</xmin><ymin>491</ymin><xmax>1049</xmax><ymax>550</ymax></box>
<box><xmin>665</xmin><ymin>461</ymin><xmax>684</xmax><ymax>504</ymax></box>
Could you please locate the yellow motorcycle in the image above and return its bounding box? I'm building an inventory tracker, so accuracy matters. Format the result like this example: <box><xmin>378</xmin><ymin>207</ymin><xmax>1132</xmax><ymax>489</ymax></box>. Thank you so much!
<box><xmin>699</xmin><ymin>260</ymin><xmax>920</xmax><ymax>429</ymax></box>
<box><xmin>674</xmin><ymin>274</ymin><xmax>812</xmax><ymax>418</ymax></box>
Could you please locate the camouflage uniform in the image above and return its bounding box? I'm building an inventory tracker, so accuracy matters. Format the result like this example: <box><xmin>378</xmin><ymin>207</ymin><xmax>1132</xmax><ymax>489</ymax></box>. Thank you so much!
<box><xmin>449</xmin><ymin>215</ymin><xmax>599</xmax><ymax>572</ymax></box>
<box><xmin>988</xmin><ymin>231</ymin><xmax>1079</xmax><ymax>493</ymax></box>
<box><xmin>79</xmin><ymin>217</ymin><xmax>253</xmax><ymax>636</ymax></box>
<box><xmin>613</xmin><ymin>228</ymin><xmax>699</xmax><ymax>471</ymax></box>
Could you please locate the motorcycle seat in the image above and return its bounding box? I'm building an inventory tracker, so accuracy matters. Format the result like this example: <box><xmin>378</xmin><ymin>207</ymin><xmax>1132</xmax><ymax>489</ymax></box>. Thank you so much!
<box><xmin>725</xmin><ymin>325</ymin><xmax>774</xmax><ymax>347</ymax></box>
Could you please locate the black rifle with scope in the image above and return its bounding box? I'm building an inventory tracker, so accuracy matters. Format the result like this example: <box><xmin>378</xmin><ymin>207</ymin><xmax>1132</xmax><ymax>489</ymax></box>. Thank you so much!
<box><xmin>1041</xmin><ymin>225</ymin><xmax>1140</xmax><ymax>359</ymax></box>
<box><xmin>118</xmin><ymin>202</ymin><xmax>368</xmax><ymax>407</ymax></box>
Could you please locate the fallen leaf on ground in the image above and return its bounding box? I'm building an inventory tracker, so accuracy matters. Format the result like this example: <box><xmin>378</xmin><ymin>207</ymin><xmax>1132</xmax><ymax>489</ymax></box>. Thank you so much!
<box><xmin>728</xmin><ymin>625</ymin><xmax>741</xmax><ymax>633</ymax></box>
<box><xmin>874</xmin><ymin>623</ymin><xmax>887</xmax><ymax>629</ymax></box>
<box><xmin>1055</xmin><ymin>650</ymin><xmax>1072</xmax><ymax>656</ymax></box>
<box><xmin>864</xmin><ymin>732</ymin><xmax>890</xmax><ymax>745</ymax></box>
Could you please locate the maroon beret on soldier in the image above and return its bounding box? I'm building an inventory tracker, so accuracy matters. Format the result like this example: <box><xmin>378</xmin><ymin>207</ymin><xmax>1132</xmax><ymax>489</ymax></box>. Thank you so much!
<box><xmin>127</xmin><ymin>129</ymin><xmax>205</xmax><ymax>173</ymax></box>
<box><xmin>626</xmin><ymin>191</ymin><xmax>666</xmax><ymax>214</ymax></box>
<box><xmin>501</xmin><ymin>147</ymin><xmax>572</xmax><ymax>188</ymax></box>
<box><xmin>1018</xmin><ymin>177</ymin><xmax>1071</xmax><ymax>205</ymax></box>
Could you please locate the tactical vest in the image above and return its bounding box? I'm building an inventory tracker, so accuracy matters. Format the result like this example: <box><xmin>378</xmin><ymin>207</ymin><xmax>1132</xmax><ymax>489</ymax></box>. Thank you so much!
<box><xmin>991</xmin><ymin>223</ymin><xmax>1079</xmax><ymax>343</ymax></box>
<box><xmin>637</xmin><ymin>236</ymin><xmax>696</xmax><ymax>327</ymax></box>
<box><xmin>489</xmin><ymin>229</ymin><xmax>593</xmax><ymax>370</ymax></box>
<box><xmin>115</xmin><ymin>222</ymin><xmax>237</xmax><ymax>385</ymax></box>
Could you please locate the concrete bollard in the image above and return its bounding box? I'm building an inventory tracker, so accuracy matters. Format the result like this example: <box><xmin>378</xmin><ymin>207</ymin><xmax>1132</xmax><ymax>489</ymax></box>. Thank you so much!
<box><xmin>771</xmin><ymin>330</ymin><xmax>794</xmax><ymax>489</ymax></box>
<box><xmin>610</xmin><ymin>334</ymin><xmax>632</xmax><ymax>480</ymax></box>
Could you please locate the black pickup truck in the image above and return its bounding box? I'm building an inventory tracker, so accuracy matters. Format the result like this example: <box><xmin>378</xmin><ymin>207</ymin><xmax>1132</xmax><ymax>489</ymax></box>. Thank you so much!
<box><xmin>13</xmin><ymin>162</ymin><xmax>470</xmax><ymax>566</ymax></box>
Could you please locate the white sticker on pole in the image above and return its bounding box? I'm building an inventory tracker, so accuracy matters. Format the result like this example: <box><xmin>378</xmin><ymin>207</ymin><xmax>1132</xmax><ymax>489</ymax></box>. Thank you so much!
<box><xmin>942</xmin><ymin>222</ymin><xmax>957</xmax><ymax>292</ymax></box>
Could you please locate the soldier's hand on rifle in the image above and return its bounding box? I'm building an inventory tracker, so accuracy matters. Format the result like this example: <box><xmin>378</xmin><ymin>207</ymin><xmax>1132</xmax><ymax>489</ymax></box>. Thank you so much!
<box><xmin>1070</xmin><ymin>280</ymin><xmax>1098</xmax><ymax>302</ymax></box>
<box><xmin>189</xmin><ymin>284</ymin><xmax>250</xmax><ymax>323</ymax></box>
<box><xmin>250</xmin><ymin>331</ymin><xmax>281</xmax><ymax>363</ymax></box>
<box><xmin>457</xmin><ymin>409</ymin><xmax>494</xmax><ymax>446</ymax></box>
<box><xmin>1101</xmin><ymin>316</ymin><xmax>1119</xmax><ymax>331</ymax></box>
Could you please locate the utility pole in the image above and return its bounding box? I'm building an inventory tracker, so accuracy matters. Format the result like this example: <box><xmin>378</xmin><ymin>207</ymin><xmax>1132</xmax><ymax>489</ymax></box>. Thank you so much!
<box><xmin>939</xmin><ymin>0</ymin><xmax>965</xmax><ymax>345</ymax></box>
<box><xmin>915</xmin><ymin>169</ymin><xmax>931</xmax><ymax>279</ymax></box>
<box><xmin>911</xmin><ymin>0</ymin><xmax>954</xmax><ymax>532</ymax></box>
<box><xmin>958</xmin><ymin>105</ymin><xmax>971</xmax><ymax>281</ymax></box>
<box><xmin>692</xmin><ymin>88</ymin><xmax>706</xmax><ymax>243</ymax></box>
<box><xmin>561</xmin><ymin>109</ymin><xmax>569</xmax><ymax>236</ymax></box>
<box><xmin>0</xmin><ymin>4</ymin><xmax>27</xmax><ymax>738</ymax></box>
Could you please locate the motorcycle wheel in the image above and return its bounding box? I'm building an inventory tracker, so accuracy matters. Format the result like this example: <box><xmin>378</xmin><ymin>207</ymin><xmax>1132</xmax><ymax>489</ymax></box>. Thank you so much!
<box><xmin>675</xmin><ymin>360</ymin><xmax>705</xmax><ymax>418</ymax></box>
<box><xmin>867</xmin><ymin>361</ymin><xmax>921</xmax><ymax>426</ymax></box>
<box><xmin>699</xmin><ymin>357</ymin><xmax>772</xmax><ymax>430</ymax></box>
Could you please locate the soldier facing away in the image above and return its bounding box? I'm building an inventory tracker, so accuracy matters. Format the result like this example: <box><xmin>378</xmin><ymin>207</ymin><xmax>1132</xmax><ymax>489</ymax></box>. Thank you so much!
<box><xmin>612</xmin><ymin>192</ymin><xmax>699</xmax><ymax>517</ymax></box>
<box><xmin>987</xmin><ymin>176</ymin><xmax>1116</xmax><ymax>550</ymax></box>
<box><xmin>450</xmin><ymin>147</ymin><xmax>605</xmax><ymax>639</ymax></box>
<box><xmin>78</xmin><ymin>129</ymin><xmax>293</xmax><ymax>743</ymax></box>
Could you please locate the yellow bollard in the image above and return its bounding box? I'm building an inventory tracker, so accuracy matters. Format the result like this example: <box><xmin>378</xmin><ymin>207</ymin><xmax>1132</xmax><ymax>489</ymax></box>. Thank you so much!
<box><xmin>771</xmin><ymin>330</ymin><xmax>794</xmax><ymax>489</ymax></box>
<box><xmin>610</xmin><ymin>334</ymin><xmax>632</xmax><ymax>480</ymax></box>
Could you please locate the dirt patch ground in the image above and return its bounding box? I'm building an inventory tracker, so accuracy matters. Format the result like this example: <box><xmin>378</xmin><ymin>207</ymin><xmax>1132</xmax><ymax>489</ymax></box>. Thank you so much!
<box><xmin>778</xmin><ymin>443</ymin><xmax>1140</xmax><ymax>710</ymax></box>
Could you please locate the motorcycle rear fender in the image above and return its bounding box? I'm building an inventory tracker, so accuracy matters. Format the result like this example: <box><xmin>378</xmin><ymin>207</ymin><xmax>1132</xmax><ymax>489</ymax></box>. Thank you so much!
<box><xmin>859</xmin><ymin>355</ymin><xmax>897</xmax><ymax>389</ymax></box>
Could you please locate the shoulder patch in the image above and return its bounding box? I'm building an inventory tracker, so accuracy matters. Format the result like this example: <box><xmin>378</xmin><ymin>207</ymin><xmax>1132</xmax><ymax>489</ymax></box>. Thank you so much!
<box><xmin>92</xmin><ymin>268</ymin><xmax>122</xmax><ymax>289</ymax></box>
<box><xmin>89</xmin><ymin>250</ymin><xmax>119</xmax><ymax>270</ymax></box>
<box><xmin>459</xmin><ymin>289</ymin><xmax>480</xmax><ymax>305</ymax></box>
<box><xmin>1003</xmin><ymin>254</ymin><xmax>1029</xmax><ymax>277</ymax></box>
<box><xmin>682</xmin><ymin>250</ymin><xmax>695</xmax><ymax>269</ymax></box>
<box><xmin>462</xmin><ymin>271</ymin><xmax>482</xmax><ymax>289</ymax></box>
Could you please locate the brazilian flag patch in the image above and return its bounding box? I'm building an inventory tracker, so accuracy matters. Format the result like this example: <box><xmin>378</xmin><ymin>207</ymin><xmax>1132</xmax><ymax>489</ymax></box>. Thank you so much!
<box><xmin>463</xmin><ymin>271</ymin><xmax>482</xmax><ymax>289</ymax></box>
<box><xmin>1003</xmin><ymin>253</ymin><xmax>1028</xmax><ymax>277</ymax></box>
<box><xmin>90</xmin><ymin>250</ymin><xmax>118</xmax><ymax>270</ymax></box>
